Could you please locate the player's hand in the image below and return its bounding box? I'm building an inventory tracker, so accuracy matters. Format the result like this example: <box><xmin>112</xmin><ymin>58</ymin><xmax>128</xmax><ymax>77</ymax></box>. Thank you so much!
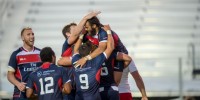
<box><xmin>84</xmin><ymin>11</ymin><xmax>101</xmax><ymax>20</ymax></box>
<box><xmin>57</xmin><ymin>57</ymin><xmax>64</xmax><ymax>66</ymax></box>
<box><xmin>141</xmin><ymin>96</ymin><xmax>148</xmax><ymax>100</ymax></box>
<box><xmin>16</xmin><ymin>82</ymin><xmax>26</xmax><ymax>91</ymax></box>
<box><xmin>57</xmin><ymin>56</ymin><xmax>72</xmax><ymax>66</ymax></box>
<box><xmin>75</xmin><ymin>57</ymin><xmax>87</xmax><ymax>68</ymax></box>
<box><xmin>102</xmin><ymin>24</ymin><xmax>111</xmax><ymax>31</ymax></box>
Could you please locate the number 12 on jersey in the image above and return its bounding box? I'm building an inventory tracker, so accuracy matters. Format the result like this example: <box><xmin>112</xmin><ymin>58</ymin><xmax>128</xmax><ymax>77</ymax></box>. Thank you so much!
<box><xmin>39</xmin><ymin>77</ymin><xmax>54</xmax><ymax>95</ymax></box>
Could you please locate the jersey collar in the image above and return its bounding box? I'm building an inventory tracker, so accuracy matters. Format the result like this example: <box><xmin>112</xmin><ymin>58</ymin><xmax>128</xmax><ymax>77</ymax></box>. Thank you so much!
<box><xmin>21</xmin><ymin>46</ymin><xmax>35</xmax><ymax>52</ymax></box>
<box><xmin>42</xmin><ymin>62</ymin><xmax>51</xmax><ymax>69</ymax></box>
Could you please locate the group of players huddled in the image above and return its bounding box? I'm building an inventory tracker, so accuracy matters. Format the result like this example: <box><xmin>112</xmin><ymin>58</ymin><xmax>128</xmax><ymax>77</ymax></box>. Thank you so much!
<box><xmin>7</xmin><ymin>11</ymin><xmax>148</xmax><ymax>100</ymax></box>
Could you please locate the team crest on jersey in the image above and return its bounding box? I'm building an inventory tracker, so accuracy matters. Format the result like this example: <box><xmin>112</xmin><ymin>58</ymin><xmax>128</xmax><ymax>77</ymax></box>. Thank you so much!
<box><xmin>37</xmin><ymin>71</ymin><xmax>42</xmax><ymax>77</ymax></box>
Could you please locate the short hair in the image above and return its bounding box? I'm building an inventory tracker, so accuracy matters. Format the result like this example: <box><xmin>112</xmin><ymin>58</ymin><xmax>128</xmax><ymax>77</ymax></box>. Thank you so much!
<box><xmin>87</xmin><ymin>16</ymin><xmax>103</xmax><ymax>28</ymax></box>
<box><xmin>78</xmin><ymin>41</ymin><xmax>97</xmax><ymax>57</ymax></box>
<box><xmin>62</xmin><ymin>23</ymin><xmax>77</xmax><ymax>39</ymax></box>
<box><xmin>40</xmin><ymin>47</ymin><xmax>55</xmax><ymax>62</ymax></box>
<box><xmin>21</xmin><ymin>27</ymin><xmax>32</xmax><ymax>36</ymax></box>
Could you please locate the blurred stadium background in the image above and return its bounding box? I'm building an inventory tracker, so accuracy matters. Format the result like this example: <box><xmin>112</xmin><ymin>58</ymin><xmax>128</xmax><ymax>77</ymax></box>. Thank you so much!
<box><xmin>0</xmin><ymin>0</ymin><xmax>200</xmax><ymax>100</ymax></box>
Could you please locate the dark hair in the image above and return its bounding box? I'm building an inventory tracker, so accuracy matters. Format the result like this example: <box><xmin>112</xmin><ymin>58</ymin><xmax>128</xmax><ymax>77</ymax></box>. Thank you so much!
<box><xmin>21</xmin><ymin>27</ymin><xmax>32</xmax><ymax>36</ymax></box>
<box><xmin>40</xmin><ymin>47</ymin><xmax>55</xmax><ymax>62</ymax></box>
<box><xmin>62</xmin><ymin>23</ymin><xmax>77</xmax><ymax>39</ymax></box>
<box><xmin>78</xmin><ymin>41</ymin><xmax>97</xmax><ymax>57</ymax></box>
<box><xmin>87</xmin><ymin>16</ymin><xmax>103</xmax><ymax>28</ymax></box>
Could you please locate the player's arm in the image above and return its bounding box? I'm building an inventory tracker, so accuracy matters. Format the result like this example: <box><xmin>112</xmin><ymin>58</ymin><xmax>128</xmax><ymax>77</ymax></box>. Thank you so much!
<box><xmin>26</xmin><ymin>88</ymin><xmax>34</xmax><ymax>98</ymax></box>
<box><xmin>76</xmin><ymin>40</ymin><xmax>107</xmax><ymax>68</ymax></box>
<box><xmin>89</xmin><ymin>41</ymin><xmax>107</xmax><ymax>59</ymax></box>
<box><xmin>89</xmin><ymin>24</ymin><xmax>111</xmax><ymax>58</ymax></box>
<box><xmin>63</xmin><ymin>82</ymin><xmax>72</xmax><ymax>94</ymax></box>
<box><xmin>73</xmin><ymin>34</ymin><xmax>83</xmax><ymax>54</ymax></box>
<box><xmin>103</xmin><ymin>25</ymin><xmax>114</xmax><ymax>58</ymax></box>
<box><xmin>131</xmin><ymin>71</ymin><xmax>148</xmax><ymax>100</ymax></box>
<box><xmin>26</xmin><ymin>74</ymin><xmax>35</xmax><ymax>98</ymax></box>
<box><xmin>128</xmin><ymin>60</ymin><xmax>148</xmax><ymax>100</ymax></box>
<box><xmin>59</xmin><ymin>33</ymin><xmax>93</xmax><ymax>66</ymax></box>
<box><xmin>114</xmin><ymin>70</ymin><xmax>122</xmax><ymax>86</ymax></box>
<box><xmin>68</xmin><ymin>11</ymin><xmax>101</xmax><ymax>45</ymax></box>
<box><xmin>113</xmin><ymin>53</ymin><xmax>132</xmax><ymax>85</ymax></box>
<box><xmin>75</xmin><ymin>25</ymin><xmax>109</xmax><ymax>67</ymax></box>
<box><xmin>112</xmin><ymin>60</ymin><xmax>124</xmax><ymax>86</ymax></box>
<box><xmin>116</xmin><ymin>52</ymin><xmax>132</xmax><ymax>61</ymax></box>
<box><xmin>7</xmin><ymin>71</ymin><xmax>26</xmax><ymax>91</ymax></box>
<box><xmin>26</xmin><ymin>87</ymin><xmax>38</xmax><ymax>99</ymax></box>
<box><xmin>7</xmin><ymin>53</ymin><xmax>26</xmax><ymax>91</ymax></box>
<box><xmin>73</xmin><ymin>35</ymin><xmax>83</xmax><ymax>68</ymax></box>
<box><xmin>116</xmin><ymin>52</ymin><xmax>132</xmax><ymax>68</ymax></box>
<box><xmin>61</xmin><ymin>67</ymin><xmax>72</xmax><ymax>94</ymax></box>
<box><xmin>57</xmin><ymin>57</ymin><xmax>72</xmax><ymax>66</ymax></box>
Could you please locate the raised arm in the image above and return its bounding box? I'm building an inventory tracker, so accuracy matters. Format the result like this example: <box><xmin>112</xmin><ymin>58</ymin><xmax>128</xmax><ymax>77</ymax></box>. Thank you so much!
<box><xmin>58</xmin><ymin>34</ymin><xmax>85</xmax><ymax>66</ymax></box>
<box><xmin>75</xmin><ymin>25</ymin><xmax>113</xmax><ymax>68</ymax></box>
<box><xmin>103</xmin><ymin>25</ymin><xmax>114</xmax><ymax>58</ymax></box>
<box><xmin>86</xmin><ymin>24</ymin><xmax>109</xmax><ymax>60</ymax></box>
<box><xmin>73</xmin><ymin>34</ymin><xmax>84</xmax><ymax>54</ymax></box>
<box><xmin>68</xmin><ymin>11</ymin><xmax>101</xmax><ymax>45</ymax></box>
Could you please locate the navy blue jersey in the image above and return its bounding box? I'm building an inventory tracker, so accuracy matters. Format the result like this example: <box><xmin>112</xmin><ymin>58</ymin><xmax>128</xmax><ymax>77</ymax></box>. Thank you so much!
<box><xmin>100</xmin><ymin>52</ymin><xmax>122</xmax><ymax>100</ymax></box>
<box><xmin>111</xmin><ymin>31</ymin><xmax>128</xmax><ymax>54</ymax></box>
<box><xmin>62</xmin><ymin>39</ymin><xmax>71</xmax><ymax>54</ymax></box>
<box><xmin>72</xmin><ymin>53</ymin><xmax>107</xmax><ymax>100</ymax></box>
<box><xmin>63</xmin><ymin>67</ymin><xmax>76</xmax><ymax>100</ymax></box>
<box><xmin>100</xmin><ymin>52</ymin><xmax>117</xmax><ymax>87</ymax></box>
<box><xmin>62</xmin><ymin>39</ymin><xmax>73</xmax><ymax>57</ymax></box>
<box><xmin>82</xmin><ymin>28</ymin><xmax>107</xmax><ymax>45</ymax></box>
<box><xmin>26</xmin><ymin>63</ymin><xmax>70</xmax><ymax>100</ymax></box>
<box><xmin>99</xmin><ymin>86</ymin><xmax>119</xmax><ymax>100</ymax></box>
<box><xmin>97</xmin><ymin>28</ymin><xmax>108</xmax><ymax>42</ymax></box>
<box><xmin>61</xmin><ymin>38</ymin><xmax>76</xmax><ymax>100</ymax></box>
<box><xmin>85</xmin><ymin>29</ymin><xmax>128</xmax><ymax>54</ymax></box>
<box><xmin>100</xmin><ymin>52</ymin><xmax>124</xmax><ymax>87</ymax></box>
<box><xmin>8</xmin><ymin>47</ymin><xmax>42</xmax><ymax>99</ymax></box>
<box><xmin>114</xmin><ymin>60</ymin><xmax>124</xmax><ymax>72</ymax></box>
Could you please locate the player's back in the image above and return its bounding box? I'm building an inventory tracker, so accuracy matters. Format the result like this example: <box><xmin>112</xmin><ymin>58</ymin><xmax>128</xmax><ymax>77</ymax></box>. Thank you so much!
<box><xmin>100</xmin><ymin>52</ymin><xmax>117</xmax><ymax>87</ymax></box>
<box><xmin>28</xmin><ymin>63</ymin><xmax>68</xmax><ymax>100</ymax></box>
<box><xmin>111</xmin><ymin>31</ymin><xmax>128</xmax><ymax>54</ymax></box>
<box><xmin>72</xmin><ymin>53</ymin><xmax>107</xmax><ymax>100</ymax></box>
<box><xmin>99</xmin><ymin>52</ymin><xmax>123</xmax><ymax>100</ymax></box>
